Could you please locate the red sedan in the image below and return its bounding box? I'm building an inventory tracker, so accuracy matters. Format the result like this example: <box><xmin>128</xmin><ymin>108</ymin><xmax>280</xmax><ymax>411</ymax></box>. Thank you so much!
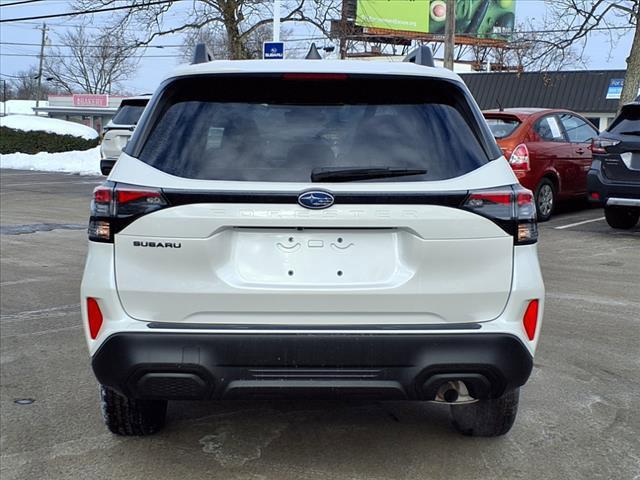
<box><xmin>483</xmin><ymin>108</ymin><xmax>599</xmax><ymax>221</ymax></box>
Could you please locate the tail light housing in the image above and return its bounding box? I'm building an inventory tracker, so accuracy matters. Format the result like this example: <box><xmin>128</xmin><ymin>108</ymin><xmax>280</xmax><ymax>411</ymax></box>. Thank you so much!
<box><xmin>88</xmin><ymin>182</ymin><xmax>168</xmax><ymax>242</ymax></box>
<box><xmin>591</xmin><ymin>138</ymin><xmax>620</xmax><ymax>154</ymax></box>
<box><xmin>508</xmin><ymin>143</ymin><xmax>530</xmax><ymax>171</ymax></box>
<box><xmin>463</xmin><ymin>185</ymin><xmax>538</xmax><ymax>245</ymax></box>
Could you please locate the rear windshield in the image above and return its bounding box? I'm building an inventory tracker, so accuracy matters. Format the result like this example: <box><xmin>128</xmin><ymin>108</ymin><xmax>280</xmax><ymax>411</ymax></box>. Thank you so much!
<box><xmin>112</xmin><ymin>100</ymin><xmax>148</xmax><ymax>126</ymax></box>
<box><xmin>131</xmin><ymin>75</ymin><xmax>497</xmax><ymax>182</ymax></box>
<box><xmin>608</xmin><ymin>105</ymin><xmax>640</xmax><ymax>136</ymax></box>
<box><xmin>485</xmin><ymin>116</ymin><xmax>521</xmax><ymax>139</ymax></box>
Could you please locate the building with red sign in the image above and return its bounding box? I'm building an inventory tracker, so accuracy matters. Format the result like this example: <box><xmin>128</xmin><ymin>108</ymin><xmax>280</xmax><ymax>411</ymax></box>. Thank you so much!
<box><xmin>33</xmin><ymin>94</ymin><xmax>127</xmax><ymax>134</ymax></box>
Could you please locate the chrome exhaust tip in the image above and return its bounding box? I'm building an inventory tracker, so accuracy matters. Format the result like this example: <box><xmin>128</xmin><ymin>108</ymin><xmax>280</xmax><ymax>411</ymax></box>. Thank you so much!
<box><xmin>433</xmin><ymin>380</ymin><xmax>478</xmax><ymax>404</ymax></box>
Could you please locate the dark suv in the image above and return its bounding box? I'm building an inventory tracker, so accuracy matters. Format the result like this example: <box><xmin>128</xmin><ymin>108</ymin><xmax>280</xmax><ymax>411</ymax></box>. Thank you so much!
<box><xmin>588</xmin><ymin>98</ymin><xmax>640</xmax><ymax>229</ymax></box>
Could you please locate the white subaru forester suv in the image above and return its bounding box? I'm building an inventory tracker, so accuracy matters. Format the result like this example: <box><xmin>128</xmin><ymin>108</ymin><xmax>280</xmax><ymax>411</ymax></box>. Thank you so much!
<box><xmin>81</xmin><ymin>47</ymin><xmax>544</xmax><ymax>438</ymax></box>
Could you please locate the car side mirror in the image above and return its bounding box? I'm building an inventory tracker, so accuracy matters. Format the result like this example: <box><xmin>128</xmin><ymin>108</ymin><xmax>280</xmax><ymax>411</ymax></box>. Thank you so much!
<box><xmin>100</xmin><ymin>159</ymin><xmax>116</xmax><ymax>176</ymax></box>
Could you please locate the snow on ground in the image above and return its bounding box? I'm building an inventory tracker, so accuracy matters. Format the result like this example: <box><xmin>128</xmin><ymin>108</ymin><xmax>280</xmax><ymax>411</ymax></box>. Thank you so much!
<box><xmin>0</xmin><ymin>100</ymin><xmax>48</xmax><ymax>115</ymax></box>
<box><xmin>0</xmin><ymin>146</ymin><xmax>101</xmax><ymax>175</ymax></box>
<box><xmin>0</xmin><ymin>114</ymin><xmax>98</xmax><ymax>140</ymax></box>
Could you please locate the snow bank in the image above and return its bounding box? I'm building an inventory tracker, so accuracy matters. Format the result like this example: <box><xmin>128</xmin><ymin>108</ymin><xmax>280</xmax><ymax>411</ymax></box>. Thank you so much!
<box><xmin>0</xmin><ymin>114</ymin><xmax>98</xmax><ymax>140</ymax></box>
<box><xmin>0</xmin><ymin>100</ymin><xmax>48</xmax><ymax>115</ymax></box>
<box><xmin>0</xmin><ymin>146</ymin><xmax>101</xmax><ymax>175</ymax></box>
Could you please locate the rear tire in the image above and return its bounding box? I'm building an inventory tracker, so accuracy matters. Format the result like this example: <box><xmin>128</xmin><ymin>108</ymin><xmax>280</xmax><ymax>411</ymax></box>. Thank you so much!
<box><xmin>534</xmin><ymin>179</ymin><xmax>556</xmax><ymax>222</ymax></box>
<box><xmin>100</xmin><ymin>385</ymin><xmax>167</xmax><ymax>436</ymax></box>
<box><xmin>604</xmin><ymin>206</ymin><xmax>639</xmax><ymax>229</ymax></box>
<box><xmin>450</xmin><ymin>388</ymin><xmax>520</xmax><ymax>437</ymax></box>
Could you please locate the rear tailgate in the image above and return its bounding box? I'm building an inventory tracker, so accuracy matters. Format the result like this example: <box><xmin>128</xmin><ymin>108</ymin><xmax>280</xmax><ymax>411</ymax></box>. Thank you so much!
<box><xmin>111</xmin><ymin>72</ymin><xmax>515</xmax><ymax>327</ymax></box>
<box><xmin>114</xmin><ymin>200</ymin><xmax>513</xmax><ymax>325</ymax></box>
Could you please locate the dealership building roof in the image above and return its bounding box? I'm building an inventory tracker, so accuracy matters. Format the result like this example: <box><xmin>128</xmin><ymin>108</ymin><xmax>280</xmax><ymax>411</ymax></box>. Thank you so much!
<box><xmin>460</xmin><ymin>70</ymin><xmax>625</xmax><ymax>113</ymax></box>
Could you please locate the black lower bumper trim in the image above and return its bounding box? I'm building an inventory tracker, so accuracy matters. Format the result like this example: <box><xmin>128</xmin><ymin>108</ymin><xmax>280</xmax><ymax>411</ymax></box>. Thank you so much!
<box><xmin>92</xmin><ymin>332</ymin><xmax>533</xmax><ymax>401</ymax></box>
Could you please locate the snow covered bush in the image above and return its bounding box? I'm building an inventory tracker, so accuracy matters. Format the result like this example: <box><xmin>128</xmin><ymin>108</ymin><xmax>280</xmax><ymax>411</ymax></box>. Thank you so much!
<box><xmin>0</xmin><ymin>127</ymin><xmax>99</xmax><ymax>154</ymax></box>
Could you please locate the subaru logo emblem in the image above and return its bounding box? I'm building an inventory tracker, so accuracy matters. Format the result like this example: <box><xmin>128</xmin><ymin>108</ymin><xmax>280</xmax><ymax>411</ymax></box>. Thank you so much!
<box><xmin>298</xmin><ymin>190</ymin><xmax>334</xmax><ymax>209</ymax></box>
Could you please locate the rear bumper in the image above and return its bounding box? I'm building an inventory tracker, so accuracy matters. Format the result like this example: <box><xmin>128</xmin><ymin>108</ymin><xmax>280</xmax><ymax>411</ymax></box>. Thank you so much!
<box><xmin>92</xmin><ymin>332</ymin><xmax>533</xmax><ymax>401</ymax></box>
<box><xmin>587</xmin><ymin>166</ymin><xmax>640</xmax><ymax>206</ymax></box>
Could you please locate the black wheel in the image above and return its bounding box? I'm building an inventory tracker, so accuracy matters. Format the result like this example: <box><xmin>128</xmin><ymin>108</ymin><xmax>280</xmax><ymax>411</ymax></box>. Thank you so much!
<box><xmin>534</xmin><ymin>179</ymin><xmax>556</xmax><ymax>222</ymax></box>
<box><xmin>450</xmin><ymin>388</ymin><xmax>520</xmax><ymax>437</ymax></box>
<box><xmin>100</xmin><ymin>385</ymin><xmax>167</xmax><ymax>436</ymax></box>
<box><xmin>604</xmin><ymin>206</ymin><xmax>639</xmax><ymax>229</ymax></box>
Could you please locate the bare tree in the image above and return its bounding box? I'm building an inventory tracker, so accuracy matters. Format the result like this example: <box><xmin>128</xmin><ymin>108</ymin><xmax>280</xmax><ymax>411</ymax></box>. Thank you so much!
<box><xmin>182</xmin><ymin>22</ymin><xmax>292</xmax><ymax>61</ymax></box>
<box><xmin>44</xmin><ymin>26</ymin><xmax>139</xmax><ymax>94</ymax></box>
<box><xmin>7</xmin><ymin>67</ymin><xmax>62</xmax><ymax>100</ymax></box>
<box><xmin>74</xmin><ymin>0</ymin><xmax>339</xmax><ymax>60</ymax></box>
<box><xmin>523</xmin><ymin>1</ymin><xmax>639</xmax><ymax>106</ymax></box>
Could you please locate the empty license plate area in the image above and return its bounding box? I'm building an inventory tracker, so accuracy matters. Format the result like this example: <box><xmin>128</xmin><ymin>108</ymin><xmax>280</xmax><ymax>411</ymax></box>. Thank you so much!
<box><xmin>227</xmin><ymin>228</ymin><xmax>410</xmax><ymax>287</ymax></box>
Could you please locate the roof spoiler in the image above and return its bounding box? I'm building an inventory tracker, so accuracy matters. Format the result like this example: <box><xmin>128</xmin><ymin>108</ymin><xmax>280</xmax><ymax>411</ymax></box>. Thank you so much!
<box><xmin>403</xmin><ymin>46</ymin><xmax>435</xmax><ymax>67</ymax></box>
<box><xmin>192</xmin><ymin>43</ymin><xmax>213</xmax><ymax>65</ymax></box>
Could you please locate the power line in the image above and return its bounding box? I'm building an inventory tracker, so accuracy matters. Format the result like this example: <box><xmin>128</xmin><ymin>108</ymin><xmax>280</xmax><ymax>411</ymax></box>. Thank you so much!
<box><xmin>0</xmin><ymin>0</ymin><xmax>46</xmax><ymax>6</ymax></box>
<box><xmin>0</xmin><ymin>52</ymin><xmax>187</xmax><ymax>58</ymax></box>
<box><xmin>1</xmin><ymin>41</ymin><xmax>185</xmax><ymax>48</ymax></box>
<box><xmin>0</xmin><ymin>72</ymin><xmax>33</xmax><ymax>78</ymax></box>
<box><xmin>0</xmin><ymin>36</ymin><xmax>328</xmax><ymax>48</ymax></box>
<box><xmin>0</xmin><ymin>0</ymin><xmax>180</xmax><ymax>23</ymax></box>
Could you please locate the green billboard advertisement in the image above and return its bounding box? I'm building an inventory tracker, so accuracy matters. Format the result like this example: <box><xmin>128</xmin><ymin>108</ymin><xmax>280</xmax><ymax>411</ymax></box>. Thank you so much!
<box><xmin>355</xmin><ymin>0</ymin><xmax>516</xmax><ymax>37</ymax></box>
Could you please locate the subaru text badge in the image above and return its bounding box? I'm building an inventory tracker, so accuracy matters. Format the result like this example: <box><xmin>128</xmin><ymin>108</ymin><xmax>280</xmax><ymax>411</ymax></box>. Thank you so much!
<box><xmin>298</xmin><ymin>191</ymin><xmax>335</xmax><ymax>209</ymax></box>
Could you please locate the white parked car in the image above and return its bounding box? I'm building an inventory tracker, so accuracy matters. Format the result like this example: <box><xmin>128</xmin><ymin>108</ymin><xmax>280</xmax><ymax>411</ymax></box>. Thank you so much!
<box><xmin>81</xmin><ymin>47</ymin><xmax>544</xmax><ymax>437</ymax></box>
<box><xmin>99</xmin><ymin>95</ymin><xmax>150</xmax><ymax>175</ymax></box>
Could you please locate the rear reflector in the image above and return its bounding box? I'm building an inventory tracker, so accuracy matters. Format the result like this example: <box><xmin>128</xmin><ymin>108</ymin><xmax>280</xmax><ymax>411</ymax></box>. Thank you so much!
<box><xmin>87</xmin><ymin>298</ymin><xmax>103</xmax><ymax>340</ymax></box>
<box><xmin>590</xmin><ymin>192</ymin><xmax>600</xmax><ymax>201</ymax></box>
<box><xmin>523</xmin><ymin>299</ymin><xmax>539</xmax><ymax>341</ymax></box>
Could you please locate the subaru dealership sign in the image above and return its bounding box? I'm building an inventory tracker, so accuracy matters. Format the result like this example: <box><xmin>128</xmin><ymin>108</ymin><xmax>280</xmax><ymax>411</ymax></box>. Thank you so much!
<box><xmin>263</xmin><ymin>42</ymin><xmax>285</xmax><ymax>59</ymax></box>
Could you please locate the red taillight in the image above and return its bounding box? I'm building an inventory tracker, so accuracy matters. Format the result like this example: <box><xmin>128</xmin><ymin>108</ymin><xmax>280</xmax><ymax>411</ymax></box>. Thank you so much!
<box><xmin>87</xmin><ymin>298</ymin><xmax>103</xmax><ymax>340</ymax></box>
<box><xmin>467</xmin><ymin>192</ymin><xmax>512</xmax><ymax>206</ymax></box>
<box><xmin>523</xmin><ymin>299</ymin><xmax>539</xmax><ymax>341</ymax></box>
<box><xmin>117</xmin><ymin>189</ymin><xmax>161</xmax><ymax>204</ymax></box>
<box><xmin>93</xmin><ymin>186</ymin><xmax>112</xmax><ymax>203</ymax></box>
<box><xmin>282</xmin><ymin>73</ymin><xmax>348</xmax><ymax>81</ymax></box>
<box><xmin>516</xmin><ymin>189</ymin><xmax>534</xmax><ymax>206</ymax></box>
<box><xmin>509</xmin><ymin>144</ymin><xmax>530</xmax><ymax>171</ymax></box>
<box><xmin>464</xmin><ymin>185</ymin><xmax>538</xmax><ymax>244</ymax></box>
<box><xmin>591</xmin><ymin>138</ymin><xmax>620</xmax><ymax>154</ymax></box>
<box><xmin>590</xmin><ymin>191</ymin><xmax>601</xmax><ymax>201</ymax></box>
<box><xmin>89</xmin><ymin>183</ymin><xmax>167</xmax><ymax>243</ymax></box>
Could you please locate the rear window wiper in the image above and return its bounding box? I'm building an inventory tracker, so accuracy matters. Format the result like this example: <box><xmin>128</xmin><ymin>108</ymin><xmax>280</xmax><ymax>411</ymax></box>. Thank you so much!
<box><xmin>619</xmin><ymin>130</ymin><xmax>640</xmax><ymax>135</ymax></box>
<box><xmin>311</xmin><ymin>167</ymin><xmax>427</xmax><ymax>182</ymax></box>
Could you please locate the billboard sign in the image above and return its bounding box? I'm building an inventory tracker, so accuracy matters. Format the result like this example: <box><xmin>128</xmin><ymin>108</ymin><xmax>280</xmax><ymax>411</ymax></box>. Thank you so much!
<box><xmin>73</xmin><ymin>94</ymin><xmax>109</xmax><ymax>107</ymax></box>
<box><xmin>355</xmin><ymin>0</ymin><xmax>516</xmax><ymax>37</ymax></box>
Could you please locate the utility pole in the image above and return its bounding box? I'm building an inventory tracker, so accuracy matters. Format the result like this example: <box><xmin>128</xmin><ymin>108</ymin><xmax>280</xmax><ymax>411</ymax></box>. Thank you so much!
<box><xmin>2</xmin><ymin>80</ymin><xmax>7</xmax><ymax>117</ymax></box>
<box><xmin>443</xmin><ymin>0</ymin><xmax>455</xmax><ymax>70</ymax></box>
<box><xmin>35</xmin><ymin>22</ymin><xmax>48</xmax><ymax>109</ymax></box>
<box><xmin>273</xmin><ymin>0</ymin><xmax>280</xmax><ymax>42</ymax></box>
<box><xmin>339</xmin><ymin>0</ymin><xmax>349</xmax><ymax>59</ymax></box>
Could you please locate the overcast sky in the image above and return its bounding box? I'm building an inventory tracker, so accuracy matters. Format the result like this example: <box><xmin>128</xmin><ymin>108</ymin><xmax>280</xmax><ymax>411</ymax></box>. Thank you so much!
<box><xmin>0</xmin><ymin>0</ymin><xmax>633</xmax><ymax>95</ymax></box>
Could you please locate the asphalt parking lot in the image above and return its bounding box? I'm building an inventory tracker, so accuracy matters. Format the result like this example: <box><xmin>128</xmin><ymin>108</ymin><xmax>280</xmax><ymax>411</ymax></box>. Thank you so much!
<box><xmin>1</xmin><ymin>170</ymin><xmax>639</xmax><ymax>480</ymax></box>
